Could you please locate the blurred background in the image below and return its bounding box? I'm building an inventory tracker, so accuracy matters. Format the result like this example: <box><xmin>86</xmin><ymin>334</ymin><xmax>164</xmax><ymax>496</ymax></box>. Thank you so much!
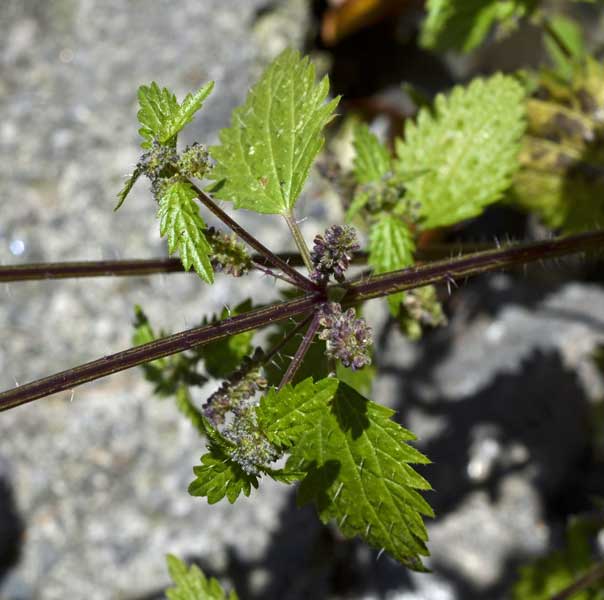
<box><xmin>1</xmin><ymin>1</ymin><xmax>604</xmax><ymax>598</ymax></box>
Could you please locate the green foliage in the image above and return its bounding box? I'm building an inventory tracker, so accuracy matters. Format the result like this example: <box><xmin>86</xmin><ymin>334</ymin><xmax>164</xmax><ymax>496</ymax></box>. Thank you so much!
<box><xmin>189</xmin><ymin>443</ymin><xmax>259</xmax><ymax>504</ymax></box>
<box><xmin>200</xmin><ymin>300</ymin><xmax>255</xmax><ymax>379</ymax></box>
<box><xmin>115</xmin><ymin>37</ymin><xmax>604</xmax><ymax>585</ymax></box>
<box><xmin>509</xmin><ymin>59</ymin><xmax>604</xmax><ymax>232</ymax></box>
<box><xmin>347</xmin><ymin>123</ymin><xmax>407</xmax><ymax>221</ymax></box>
<box><xmin>258</xmin><ymin>378</ymin><xmax>433</xmax><ymax>569</ymax></box>
<box><xmin>396</xmin><ymin>74</ymin><xmax>526</xmax><ymax>229</ymax></box>
<box><xmin>132</xmin><ymin>301</ymin><xmax>255</xmax><ymax>400</ymax></box>
<box><xmin>132</xmin><ymin>306</ymin><xmax>206</xmax><ymax>397</ymax></box>
<box><xmin>336</xmin><ymin>362</ymin><xmax>376</xmax><ymax>397</ymax></box>
<box><xmin>158</xmin><ymin>181</ymin><xmax>214</xmax><ymax>283</ymax></box>
<box><xmin>209</xmin><ymin>49</ymin><xmax>339</xmax><ymax>215</ymax></box>
<box><xmin>420</xmin><ymin>0</ymin><xmax>537</xmax><ymax>53</ymax></box>
<box><xmin>175</xmin><ymin>385</ymin><xmax>208</xmax><ymax>438</ymax></box>
<box><xmin>512</xmin><ymin>518</ymin><xmax>604</xmax><ymax>599</ymax></box>
<box><xmin>353</xmin><ymin>123</ymin><xmax>391</xmax><ymax>184</ymax></box>
<box><xmin>368</xmin><ymin>213</ymin><xmax>415</xmax><ymax>315</ymax></box>
<box><xmin>165</xmin><ymin>554</ymin><xmax>237</xmax><ymax>600</ymax></box>
<box><xmin>544</xmin><ymin>15</ymin><xmax>586</xmax><ymax>81</ymax></box>
<box><xmin>115</xmin><ymin>165</ymin><xmax>143</xmax><ymax>211</ymax></box>
<box><xmin>138</xmin><ymin>81</ymin><xmax>214</xmax><ymax>149</ymax></box>
<box><xmin>258</xmin><ymin>377</ymin><xmax>339</xmax><ymax>447</ymax></box>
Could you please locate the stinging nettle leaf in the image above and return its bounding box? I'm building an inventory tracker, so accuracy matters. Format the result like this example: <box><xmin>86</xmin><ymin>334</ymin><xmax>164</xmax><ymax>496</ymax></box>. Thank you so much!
<box><xmin>369</xmin><ymin>214</ymin><xmax>415</xmax><ymax>315</ymax></box>
<box><xmin>209</xmin><ymin>49</ymin><xmax>340</xmax><ymax>215</ymax></box>
<box><xmin>158</xmin><ymin>181</ymin><xmax>214</xmax><ymax>283</ymax></box>
<box><xmin>189</xmin><ymin>444</ymin><xmax>259</xmax><ymax>504</ymax></box>
<box><xmin>353</xmin><ymin>123</ymin><xmax>392</xmax><ymax>184</ymax></box>
<box><xmin>395</xmin><ymin>74</ymin><xmax>526</xmax><ymax>229</ymax></box>
<box><xmin>420</xmin><ymin>0</ymin><xmax>537</xmax><ymax>53</ymax></box>
<box><xmin>165</xmin><ymin>554</ymin><xmax>238</xmax><ymax>600</ymax></box>
<box><xmin>258</xmin><ymin>377</ymin><xmax>339</xmax><ymax>448</ymax></box>
<box><xmin>260</xmin><ymin>377</ymin><xmax>433</xmax><ymax>569</ymax></box>
<box><xmin>137</xmin><ymin>80</ymin><xmax>214</xmax><ymax>149</ymax></box>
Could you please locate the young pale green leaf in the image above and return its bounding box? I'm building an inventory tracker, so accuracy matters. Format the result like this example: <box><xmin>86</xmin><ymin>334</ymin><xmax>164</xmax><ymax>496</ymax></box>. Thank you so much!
<box><xmin>189</xmin><ymin>444</ymin><xmax>259</xmax><ymax>504</ymax></box>
<box><xmin>260</xmin><ymin>377</ymin><xmax>433</xmax><ymax>569</ymax></box>
<box><xmin>420</xmin><ymin>0</ymin><xmax>537</xmax><ymax>53</ymax></box>
<box><xmin>353</xmin><ymin>123</ymin><xmax>391</xmax><ymax>184</ymax></box>
<box><xmin>395</xmin><ymin>74</ymin><xmax>526</xmax><ymax>229</ymax></box>
<box><xmin>138</xmin><ymin>82</ymin><xmax>180</xmax><ymax>149</ymax></box>
<box><xmin>137</xmin><ymin>81</ymin><xmax>214</xmax><ymax>149</ymax></box>
<box><xmin>165</xmin><ymin>554</ymin><xmax>238</xmax><ymax>600</ymax></box>
<box><xmin>368</xmin><ymin>214</ymin><xmax>415</xmax><ymax>315</ymax></box>
<box><xmin>161</xmin><ymin>82</ymin><xmax>214</xmax><ymax>144</ymax></box>
<box><xmin>209</xmin><ymin>49</ymin><xmax>340</xmax><ymax>214</ymax></box>
<box><xmin>158</xmin><ymin>182</ymin><xmax>214</xmax><ymax>283</ymax></box>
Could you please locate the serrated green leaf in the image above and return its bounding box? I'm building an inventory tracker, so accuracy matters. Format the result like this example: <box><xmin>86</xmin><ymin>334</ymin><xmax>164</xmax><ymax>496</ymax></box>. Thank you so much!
<box><xmin>165</xmin><ymin>554</ymin><xmax>238</xmax><ymax>600</ymax></box>
<box><xmin>114</xmin><ymin>166</ymin><xmax>143</xmax><ymax>211</ymax></box>
<box><xmin>258</xmin><ymin>377</ymin><xmax>340</xmax><ymax>448</ymax></box>
<box><xmin>189</xmin><ymin>444</ymin><xmax>259</xmax><ymax>504</ymax></box>
<box><xmin>368</xmin><ymin>214</ymin><xmax>415</xmax><ymax>315</ymax></box>
<box><xmin>161</xmin><ymin>82</ymin><xmax>214</xmax><ymax>144</ymax></box>
<box><xmin>260</xmin><ymin>377</ymin><xmax>433</xmax><ymax>569</ymax></box>
<box><xmin>353</xmin><ymin>123</ymin><xmax>391</xmax><ymax>184</ymax></box>
<box><xmin>395</xmin><ymin>74</ymin><xmax>526</xmax><ymax>229</ymax></box>
<box><xmin>420</xmin><ymin>0</ymin><xmax>537</xmax><ymax>53</ymax></box>
<box><xmin>209</xmin><ymin>49</ymin><xmax>340</xmax><ymax>214</ymax></box>
<box><xmin>137</xmin><ymin>81</ymin><xmax>214</xmax><ymax>149</ymax></box>
<box><xmin>138</xmin><ymin>82</ymin><xmax>180</xmax><ymax>149</ymax></box>
<box><xmin>158</xmin><ymin>181</ymin><xmax>214</xmax><ymax>283</ymax></box>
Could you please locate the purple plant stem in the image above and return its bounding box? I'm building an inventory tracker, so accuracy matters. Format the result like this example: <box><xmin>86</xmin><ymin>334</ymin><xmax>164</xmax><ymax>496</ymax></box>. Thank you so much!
<box><xmin>0</xmin><ymin>294</ymin><xmax>319</xmax><ymax>412</ymax></box>
<box><xmin>0</xmin><ymin>245</ymin><xmax>497</xmax><ymax>283</ymax></box>
<box><xmin>189</xmin><ymin>181</ymin><xmax>318</xmax><ymax>292</ymax></box>
<box><xmin>278</xmin><ymin>311</ymin><xmax>322</xmax><ymax>390</ymax></box>
<box><xmin>0</xmin><ymin>230</ymin><xmax>602</xmax><ymax>412</ymax></box>
<box><xmin>344</xmin><ymin>230</ymin><xmax>604</xmax><ymax>304</ymax></box>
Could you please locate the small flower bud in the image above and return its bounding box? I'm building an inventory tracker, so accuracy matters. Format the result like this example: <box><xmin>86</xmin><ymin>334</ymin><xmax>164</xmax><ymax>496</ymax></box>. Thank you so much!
<box><xmin>310</xmin><ymin>225</ymin><xmax>360</xmax><ymax>284</ymax></box>
<box><xmin>205</xmin><ymin>227</ymin><xmax>253</xmax><ymax>278</ymax></box>
<box><xmin>177</xmin><ymin>143</ymin><xmax>211</xmax><ymax>179</ymax></box>
<box><xmin>318</xmin><ymin>302</ymin><xmax>372</xmax><ymax>370</ymax></box>
<box><xmin>223</xmin><ymin>407</ymin><xmax>280</xmax><ymax>475</ymax></box>
<box><xmin>202</xmin><ymin>350</ymin><xmax>267</xmax><ymax>426</ymax></box>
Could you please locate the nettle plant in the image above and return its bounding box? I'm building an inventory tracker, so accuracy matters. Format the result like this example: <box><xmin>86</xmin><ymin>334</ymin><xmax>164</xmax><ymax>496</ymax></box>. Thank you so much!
<box><xmin>1</xmin><ymin>11</ymin><xmax>604</xmax><ymax>597</ymax></box>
